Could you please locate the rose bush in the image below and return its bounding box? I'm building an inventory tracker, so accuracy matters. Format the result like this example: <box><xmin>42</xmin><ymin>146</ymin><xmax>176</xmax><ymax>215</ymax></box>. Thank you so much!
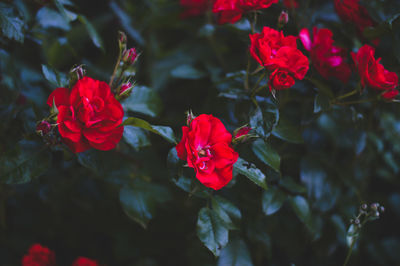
<box><xmin>1</xmin><ymin>0</ymin><xmax>400</xmax><ymax>265</ymax></box>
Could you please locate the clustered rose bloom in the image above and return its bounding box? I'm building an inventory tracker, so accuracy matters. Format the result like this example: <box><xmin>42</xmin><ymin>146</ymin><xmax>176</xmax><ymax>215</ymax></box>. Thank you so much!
<box><xmin>47</xmin><ymin>76</ymin><xmax>124</xmax><ymax>153</ymax></box>
<box><xmin>249</xmin><ymin>27</ymin><xmax>309</xmax><ymax>91</ymax></box>
<box><xmin>22</xmin><ymin>244</ymin><xmax>99</xmax><ymax>266</ymax></box>
<box><xmin>22</xmin><ymin>244</ymin><xmax>56</xmax><ymax>266</ymax></box>
<box><xmin>180</xmin><ymin>0</ymin><xmax>213</xmax><ymax>18</ymax></box>
<box><xmin>352</xmin><ymin>44</ymin><xmax>399</xmax><ymax>100</ymax></box>
<box><xmin>299</xmin><ymin>27</ymin><xmax>351</xmax><ymax>83</ymax></box>
<box><xmin>213</xmin><ymin>0</ymin><xmax>279</xmax><ymax>24</ymax></box>
<box><xmin>176</xmin><ymin>114</ymin><xmax>239</xmax><ymax>190</ymax></box>
<box><xmin>334</xmin><ymin>0</ymin><xmax>378</xmax><ymax>45</ymax></box>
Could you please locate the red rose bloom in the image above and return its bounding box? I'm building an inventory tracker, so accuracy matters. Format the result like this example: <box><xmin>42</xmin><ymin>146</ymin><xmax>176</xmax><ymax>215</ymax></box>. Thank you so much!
<box><xmin>249</xmin><ymin>27</ymin><xmax>297</xmax><ymax>67</ymax></box>
<box><xmin>176</xmin><ymin>114</ymin><xmax>239</xmax><ymax>190</ymax></box>
<box><xmin>72</xmin><ymin>257</ymin><xmax>99</xmax><ymax>266</ymax></box>
<box><xmin>334</xmin><ymin>0</ymin><xmax>378</xmax><ymax>45</ymax></box>
<box><xmin>283</xmin><ymin>0</ymin><xmax>299</xmax><ymax>8</ymax></box>
<box><xmin>22</xmin><ymin>244</ymin><xmax>56</xmax><ymax>266</ymax></box>
<box><xmin>47</xmin><ymin>77</ymin><xmax>124</xmax><ymax>153</ymax></box>
<box><xmin>269</xmin><ymin>69</ymin><xmax>295</xmax><ymax>90</ymax></box>
<box><xmin>180</xmin><ymin>0</ymin><xmax>213</xmax><ymax>18</ymax></box>
<box><xmin>352</xmin><ymin>44</ymin><xmax>399</xmax><ymax>99</ymax></box>
<box><xmin>212</xmin><ymin>0</ymin><xmax>278</xmax><ymax>24</ymax></box>
<box><xmin>299</xmin><ymin>27</ymin><xmax>351</xmax><ymax>83</ymax></box>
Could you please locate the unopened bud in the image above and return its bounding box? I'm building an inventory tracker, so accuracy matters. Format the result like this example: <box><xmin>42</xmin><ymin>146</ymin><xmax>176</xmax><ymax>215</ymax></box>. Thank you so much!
<box><xmin>36</xmin><ymin>120</ymin><xmax>52</xmax><ymax>136</ymax></box>
<box><xmin>354</xmin><ymin>218</ymin><xmax>360</xmax><ymax>225</ymax></box>
<box><xmin>117</xmin><ymin>82</ymin><xmax>134</xmax><ymax>100</ymax></box>
<box><xmin>69</xmin><ymin>65</ymin><xmax>85</xmax><ymax>87</ymax></box>
<box><xmin>379</xmin><ymin>206</ymin><xmax>385</xmax><ymax>213</ymax></box>
<box><xmin>233</xmin><ymin>126</ymin><xmax>252</xmax><ymax>143</ymax></box>
<box><xmin>122</xmin><ymin>48</ymin><xmax>138</xmax><ymax>65</ymax></box>
<box><xmin>371</xmin><ymin>203</ymin><xmax>379</xmax><ymax>211</ymax></box>
<box><xmin>278</xmin><ymin>11</ymin><xmax>289</xmax><ymax>27</ymax></box>
<box><xmin>361</xmin><ymin>204</ymin><xmax>368</xmax><ymax>210</ymax></box>
<box><xmin>186</xmin><ymin>110</ymin><xmax>196</xmax><ymax>126</ymax></box>
<box><xmin>118</xmin><ymin>31</ymin><xmax>127</xmax><ymax>51</ymax></box>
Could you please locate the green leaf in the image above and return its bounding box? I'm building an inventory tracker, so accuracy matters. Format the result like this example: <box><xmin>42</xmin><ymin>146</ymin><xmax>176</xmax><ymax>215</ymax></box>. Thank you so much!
<box><xmin>272</xmin><ymin>119</ymin><xmax>303</xmax><ymax>144</ymax></box>
<box><xmin>170</xmin><ymin>64</ymin><xmax>206</xmax><ymax>80</ymax></box>
<box><xmin>151</xmin><ymin>126</ymin><xmax>176</xmax><ymax>144</ymax></box>
<box><xmin>36</xmin><ymin>7</ymin><xmax>70</xmax><ymax>30</ymax></box>
<box><xmin>262</xmin><ymin>187</ymin><xmax>286</xmax><ymax>215</ymax></box>
<box><xmin>212</xmin><ymin>196</ymin><xmax>242</xmax><ymax>229</ymax></box>
<box><xmin>279</xmin><ymin>176</ymin><xmax>307</xmax><ymax>194</ymax></box>
<box><xmin>290</xmin><ymin>196</ymin><xmax>311</xmax><ymax>225</ymax></box>
<box><xmin>249</xmin><ymin>105</ymin><xmax>279</xmax><ymax>139</ymax></box>
<box><xmin>123</xmin><ymin>86</ymin><xmax>162</xmax><ymax>118</ymax></box>
<box><xmin>0</xmin><ymin>3</ymin><xmax>24</xmax><ymax>42</ymax></box>
<box><xmin>197</xmin><ymin>207</ymin><xmax>229</xmax><ymax>257</ymax></box>
<box><xmin>123</xmin><ymin>126</ymin><xmax>150</xmax><ymax>151</ymax></box>
<box><xmin>122</xmin><ymin>117</ymin><xmax>176</xmax><ymax>144</ymax></box>
<box><xmin>234</xmin><ymin>157</ymin><xmax>267</xmax><ymax>190</ymax></box>
<box><xmin>78</xmin><ymin>15</ymin><xmax>104</xmax><ymax>51</ymax></box>
<box><xmin>0</xmin><ymin>140</ymin><xmax>51</xmax><ymax>184</ymax></box>
<box><xmin>217</xmin><ymin>238</ymin><xmax>254</xmax><ymax>266</ymax></box>
<box><xmin>252</xmin><ymin>139</ymin><xmax>280</xmax><ymax>172</ymax></box>
<box><xmin>306</xmin><ymin>77</ymin><xmax>334</xmax><ymax>98</ymax></box>
<box><xmin>120</xmin><ymin>179</ymin><xmax>172</xmax><ymax>229</ymax></box>
<box><xmin>41</xmin><ymin>65</ymin><xmax>67</xmax><ymax>87</ymax></box>
<box><xmin>76</xmin><ymin>149</ymin><xmax>105</xmax><ymax>175</ymax></box>
<box><xmin>314</xmin><ymin>93</ymin><xmax>331</xmax><ymax>113</ymax></box>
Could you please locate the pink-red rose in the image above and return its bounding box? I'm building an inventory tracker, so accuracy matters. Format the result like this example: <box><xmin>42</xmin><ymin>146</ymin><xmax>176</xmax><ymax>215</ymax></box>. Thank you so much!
<box><xmin>22</xmin><ymin>244</ymin><xmax>56</xmax><ymax>266</ymax></box>
<box><xmin>72</xmin><ymin>257</ymin><xmax>99</xmax><ymax>266</ymax></box>
<box><xmin>352</xmin><ymin>44</ymin><xmax>399</xmax><ymax>99</ymax></box>
<box><xmin>47</xmin><ymin>76</ymin><xmax>124</xmax><ymax>153</ymax></box>
<box><xmin>176</xmin><ymin>114</ymin><xmax>239</xmax><ymax>190</ymax></box>
<box><xmin>249</xmin><ymin>27</ymin><xmax>309</xmax><ymax>91</ymax></box>
<box><xmin>269</xmin><ymin>69</ymin><xmax>295</xmax><ymax>90</ymax></box>
<box><xmin>299</xmin><ymin>27</ymin><xmax>351</xmax><ymax>83</ymax></box>
<box><xmin>212</xmin><ymin>0</ymin><xmax>278</xmax><ymax>24</ymax></box>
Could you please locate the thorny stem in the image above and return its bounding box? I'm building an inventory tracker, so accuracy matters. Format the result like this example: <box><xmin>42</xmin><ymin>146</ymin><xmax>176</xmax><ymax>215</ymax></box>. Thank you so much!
<box><xmin>245</xmin><ymin>12</ymin><xmax>258</xmax><ymax>91</ymax></box>
<box><xmin>109</xmin><ymin>49</ymin><xmax>123</xmax><ymax>88</ymax></box>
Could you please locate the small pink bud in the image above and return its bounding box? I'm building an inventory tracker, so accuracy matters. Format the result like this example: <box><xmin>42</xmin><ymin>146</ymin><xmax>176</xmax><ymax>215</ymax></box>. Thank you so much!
<box><xmin>36</xmin><ymin>121</ymin><xmax>52</xmax><ymax>136</ymax></box>
<box><xmin>122</xmin><ymin>48</ymin><xmax>138</xmax><ymax>65</ymax></box>
<box><xmin>119</xmin><ymin>82</ymin><xmax>133</xmax><ymax>95</ymax></box>
<box><xmin>234</xmin><ymin>127</ymin><xmax>252</xmax><ymax>139</ymax></box>
<box><xmin>278</xmin><ymin>11</ymin><xmax>289</xmax><ymax>26</ymax></box>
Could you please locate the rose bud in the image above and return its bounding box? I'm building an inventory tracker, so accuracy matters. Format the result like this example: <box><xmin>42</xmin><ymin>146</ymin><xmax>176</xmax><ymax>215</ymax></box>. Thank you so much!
<box><xmin>69</xmin><ymin>65</ymin><xmax>86</xmax><ymax>87</ymax></box>
<box><xmin>117</xmin><ymin>82</ymin><xmax>134</xmax><ymax>100</ymax></box>
<box><xmin>122</xmin><ymin>48</ymin><xmax>138</xmax><ymax>65</ymax></box>
<box><xmin>233</xmin><ymin>126</ymin><xmax>252</xmax><ymax>143</ymax></box>
<box><xmin>118</xmin><ymin>31</ymin><xmax>127</xmax><ymax>51</ymax></box>
<box><xmin>186</xmin><ymin>110</ymin><xmax>196</xmax><ymax>126</ymax></box>
<box><xmin>36</xmin><ymin>120</ymin><xmax>52</xmax><ymax>136</ymax></box>
<box><xmin>278</xmin><ymin>11</ymin><xmax>289</xmax><ymax>28</ymax></box>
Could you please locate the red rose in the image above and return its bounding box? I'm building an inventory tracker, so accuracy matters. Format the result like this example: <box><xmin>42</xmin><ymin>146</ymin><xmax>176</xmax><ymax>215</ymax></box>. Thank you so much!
<box><xmin>72</xmin><ymin>257</ymin><xmax>99</xmax><ymax>266</ymax></box>
<box><xmin>47</xmin><ymin>77</ymin><xmax>124</xmax><ymax>153</ymax></box>
<box><xmin>180</xmin><ymin>0</ymin><xmax>213</xmax><ymax>18</ymax></box>
<box><xmin>249</xmin><ymin>26</ymin><xmax>297</xmax><ymax>67</ymax></box>
<box><xmin>299</xmin><ymin>27</ymin><xmax>351</xmax><ymax>83</ymax></box>
<box><xmin>334</xmin><ymin>0</ymin><xmax>378</xmax><ymax>45</ymax></box>
<box><xmin>176</xmin><ymin>114</ymin><xmax>239</xmax><ymax>190</ymax></box>
<box><xmin>212</xmin><ymin>0</ymin><xmax>278</xmax><ymax>24</ymax></box>
<box><xmin>382</xmin><ymin>89</ymin><xmax>399</xmax><ymax>100</ymax></box>
<box><xmin>352</xmin><ymin>45</ymin><xmax>399</xmax><ymax>97</ymax></box>
<box><xmin>267</xmin><ymin>46</ymin><xmax>309</xmax><ymax>80</ymax></box>
<box><xmin>283</xmin><ymin>0</ymin><xmax>299</xmax><ymax>8</ymax></box>
<box><xmin>22</xmin><ymin>244</ymin><xmax>56</xmax><ymax>266</ymax></box>
<box><xmin>269</xmin><ymin>69</ymin><xmax>295</xmax><ymax>91</ymax></box>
